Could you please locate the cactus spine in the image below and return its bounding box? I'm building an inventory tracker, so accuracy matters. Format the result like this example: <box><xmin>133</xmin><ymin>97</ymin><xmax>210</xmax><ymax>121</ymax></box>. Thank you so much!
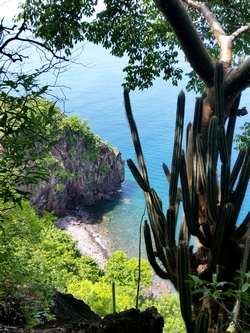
<box><xmin>124</xmin><ymin>62</ymin><xmax>250</xmax><ymax>333</ymax></box>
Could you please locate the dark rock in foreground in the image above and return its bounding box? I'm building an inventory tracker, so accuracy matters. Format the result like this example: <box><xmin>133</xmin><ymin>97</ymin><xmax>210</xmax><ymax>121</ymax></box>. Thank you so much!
<box><xmin>50</xmin><ymin>291</ymin><xmax>101</xmax><ymax>323</ymax></box>
<box><xmin>0</xmin><ymin>291</ymin><xmax>164</xmax><ymax>333</ymax></box>
<box><xmin>100</xmin><ymin>307</ymin><xmax>164</xmax><ymax>333</ymax></box>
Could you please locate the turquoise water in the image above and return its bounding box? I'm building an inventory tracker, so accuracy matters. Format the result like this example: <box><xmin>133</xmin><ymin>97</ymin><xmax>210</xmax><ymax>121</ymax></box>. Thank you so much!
<box><xmin>42</xmin><ymin>43</ymin><xmax>249</xmax><ymax>259</ymax></box>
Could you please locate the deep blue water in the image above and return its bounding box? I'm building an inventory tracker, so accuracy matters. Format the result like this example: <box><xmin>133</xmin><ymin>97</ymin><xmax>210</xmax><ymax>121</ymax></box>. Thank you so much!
<box><xmin>37</xmin><ymin>43</ymin><xmax>249</xmax><ymax>258</ymax></box>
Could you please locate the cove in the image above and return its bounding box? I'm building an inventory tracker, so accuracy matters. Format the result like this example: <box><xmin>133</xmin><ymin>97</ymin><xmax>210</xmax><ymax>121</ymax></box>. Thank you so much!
<box><xmin>42</xmin><ymin>42</ymin><xmax>250</xmax><ymax>259</ymax></box>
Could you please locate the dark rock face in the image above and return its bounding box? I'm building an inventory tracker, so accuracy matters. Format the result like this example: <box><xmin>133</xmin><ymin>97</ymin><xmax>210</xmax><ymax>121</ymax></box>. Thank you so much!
<box><xmin>26</xmin><ymin>130</ymin><xmax>125</xmax><ymax>216</ymax></box>
<box><xmin>50</xmin><ymin>291</ymin><xmax>101</xmax><ymax>323</ymax></box>
<box><xmin>0</xmin><ymin>292</ymin><xmax>164</xmax><ymax>333</ymax></box>
<box><xmin>100</xmin><ymin>307</ymin><xmax>164</xmax><ymax>333</ymax></box>
<box><xmin>51</xmin><ymin>291</ymin><xmax>164</xmax><ymax>333</ymax></box>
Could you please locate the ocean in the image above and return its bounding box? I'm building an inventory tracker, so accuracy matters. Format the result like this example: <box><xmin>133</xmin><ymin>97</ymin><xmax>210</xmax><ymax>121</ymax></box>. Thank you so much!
<box><xmin>35</xmin><ymin>43</ymin><xmax>250</xmax><ymax>258</ymax></box>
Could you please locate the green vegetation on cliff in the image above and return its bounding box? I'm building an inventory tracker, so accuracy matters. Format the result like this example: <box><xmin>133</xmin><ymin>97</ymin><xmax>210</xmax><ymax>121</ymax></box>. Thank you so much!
<box><xmin>0</xmin><ymin>200</ymin><xmax>185</xmax><ymax>331</ymax></box>
<box><xmin>60</xmin><ymin>114</ymin><xmax>102</xmax><ymax>162</ymax></box>
<box><xmin>0</xmin><ymin>93</ymin><xmax>114</xmax><ymax>211</ymax></box>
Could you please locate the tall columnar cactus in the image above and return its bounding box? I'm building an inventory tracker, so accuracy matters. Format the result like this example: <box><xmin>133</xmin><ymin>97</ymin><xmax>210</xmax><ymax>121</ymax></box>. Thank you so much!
<box><xmin>124</xmin><ymin>63</ymin><xmax>250</xmax><ymax>333</ymax></box>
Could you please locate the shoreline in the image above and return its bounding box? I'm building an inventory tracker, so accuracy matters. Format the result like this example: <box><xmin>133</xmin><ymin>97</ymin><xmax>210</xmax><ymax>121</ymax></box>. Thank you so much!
<box><xmin>54</xmin><ymin>215</ymin><xmax>175</xmax><ymax>295</ymax></box>
<box><xmin>54</xmin><ymin>215</ymin><xmax>115</xmax><ymax>269</ymax></box>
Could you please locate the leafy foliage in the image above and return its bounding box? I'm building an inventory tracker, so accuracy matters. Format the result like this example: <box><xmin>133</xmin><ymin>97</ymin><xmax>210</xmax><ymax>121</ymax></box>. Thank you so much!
<box><xmin>98</xmin><ymin>161</ymin><xmax>110</xmax><ymax>175</ymax></box>
<box><xmin>0</xmin><ymin>199</ymin><xmax>184</xmax><ymax>330</ymax></box>
<box><xmin>143</xmin><ymin>294</ymin><xmax>186</xmax><ymax>333</ymax></box>
<box><xmin>19</xmin><ymin>0</ymin><xmax>98</xmax><ymax>56</ymax></box>
<box><xmin>60</xmin><ymin>115</ymin><xmax>102</xmax><ymax>161</ymax></box>
<box><xmin>0</xmin><ymin>200</ymin><xmax>102</xmax><ymax>325</ymax></box>
<box><xmin>0</xmin><ymin>91</ymin><xmax>62</xmax><ymax>206</ymax></box>
<box><xmin>187</xmin><ymin>272</ymin><xmax>250</xmax><ymax>332</ymax></box>
<box><xmin>103</xmin><ymin>250</ymin><xmax>152</xmax><ymax>288</ymax></box>
<box><xmin>68</xmin><ymin>250</ymin><xmax>152</xmax><ymax>316</ymax></box>
<box><xmin>0</xmin><ymin>15</ymin><xmax>68</xmax><ymax>206</ymax></box>
<box><xmin>21</xmin><ymin>0</ymin><xmax>250</xmax><ymax>91</ymax></box>
<box><xmin>235</xmin><ymin>122</ymin><xmax>250</xmax><ymax>149</ymax></box>
<box><xmin>68</xmin><ymin>280</ymin><xmax>137</xmax><ymax>317</ymax></box>
<box><xmin>0</xmin><ymin>201</ymin><xmax>56</xmax><ymax>326</ymax></box>
<box><xmin>0</xmin><ymin>202</ymin><xmax>110</xmax><ymax>321</ymax></box>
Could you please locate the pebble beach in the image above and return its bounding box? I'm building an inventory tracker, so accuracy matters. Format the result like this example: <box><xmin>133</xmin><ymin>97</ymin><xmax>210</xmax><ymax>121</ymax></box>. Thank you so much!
<box><xmin>54</xmin><ymin>216</ymin><xmax>115</xmax><ymax>269</ymax></box>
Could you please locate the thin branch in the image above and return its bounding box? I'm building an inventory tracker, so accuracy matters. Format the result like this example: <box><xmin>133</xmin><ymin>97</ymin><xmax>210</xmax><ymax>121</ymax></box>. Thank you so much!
<box><xmin>231</xmin><ymin>25</ymin><xmax>250</xmax><ymax>41</ymax></box>
<box><xmin>17</xmin><ymin>38</ymin><xmax>68</xmax><ymax>61</ymax></box>
<box><xmin>0</xmin><ymin>20</ymin><xmax>26</xmax><ymax>53</ymax></box>
<box><xmin>224</xmin><ymin>58</ymin><xmax>250</xmax><ymax>98</ymax></box>
<box><xmin>0</xmin><ymin>19</ymin><xmax>68</xmax><ymax>63</ymax></box>
<box><xmin>183</xmin><ymin>0</ymin><xmax>226</xmax><ymax>41</ymax></box>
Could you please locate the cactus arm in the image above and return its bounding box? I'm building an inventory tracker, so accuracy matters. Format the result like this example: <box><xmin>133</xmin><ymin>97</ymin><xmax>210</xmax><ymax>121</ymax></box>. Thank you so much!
<box><xmin>191</xmin><ymin>98</ymin><xmax>202</xmax><ymax>214</ymax></box>
<box><xmin>193</xmin><ymin>97</ymin><xmax>203</xmax><ymax>139</ymax></box>
<box><xmin>178</xmin><ymin>242</ymin><xmax>193</xmax><ymax>333</ymax></box>
<box><xmin>216</xmin><ymin>313</ymin><xmax>223</xmax><ymax>333</ymax></box>
<box><xmin>179</xmin><ymin>215</ymin><xmax>191</xmax><ymax>243</ymax></box>
<box><xmin>124</xmin><ymin>88</ymin><xmax>149</xmax><ymax>185</ymax></box>
<box><xmin>228</xmin><ymin>148</ymin><xmax>246</xmax><ymax>194</ymax></box>
<box><xmin>186</xmin><ymin>122</ymin><xmax>193</xmax><ymax>185</ymax></box>
<box><xmin>186</xmin><ymin>122</ymin><xmax>192</xmax><ymax>153</ymax></box>
<box><xmin>163</xmin><ymin>163</ymin><xmax>183</xmax><ymax>201</ymax></box>
<box><xmin>179</xmin><ymin>150</ymin><xmax>198</xmax><ymax>236</ymax></box>
<box><xmin>200</xmin><ymin>221</ymin><xmax>212</xmax><ymax>244</ymax></box>
<box><xmin>166</xmin><ymin>207</ymin><xmax>176</xmax><ymax>249</ymax></box>
<box><xmin>191</xmin><ymin>160</ymin><xmax>199</xmax><ymax>222</ymax></box>
<box><xmin>219</xmin><ymin>163</ymin><xmax>230</xmax><ymax>215</ymax></box>
<box><xmin>230</xmin><ymin>212</ymin><xmax>250</xmax><ymax>242</ymax></box>
<box><xmin>226</xmin><ymin>94</ymin><xmax>241</xmax><ymax>161</ymax></box>
<box><xmin>196</xmin><ymin>134</ymin><xmax>207</xmax><ymax>191</ymax></box>
<box><xmin>218</xmin><ymin>125</ymin><xmax>229</xmax><ymax>165</ymax></box>
<box><xmin>162</xmin><ymin>162</ymin><xmax>171</xmax><ymax>182</ymax></box>
<box><xmin>127</xmin><ymin>159</ymin><xmax>168</xmax><ymax>246</ymax></box>
<box><xmin>149</xmin><ymin>188</ymin><xmax>163</xmax><ymax>216</ymax></box>
<box><xmin>230</xmin><ymin>145</ymin><xmax>250</xmax><ymax>228</ymax></box>
<box><xmin>144</xmin><ymin>221</ymin><xmax>170</xmax><ymax>280</ymax></box>
<box><xmin>127</xmin><ymin>159</ymin><xmax>150</xmax><ymax>192</ymax></box>
<box><xmin>195</xmin><ymin>306</ymin><xmax>210</xmax><ymax>333</ymax></box>
<box><xmin>149</xmin><ymin>189</ymin><xmax>167</xmax><ymax>247</ymax></box>
<box><xmin>124</xmin><ymin>88</ymin><xmax>168</xmax><ymax>261</ymax></box>
<box><xmin>210</xmin><ymin>203</ymin><xmax>233</xmax><ymax>271</ymax></box>
<box><xmin>215</xmin><ymin>63</ymin><xmax>225</xmax><ymax>126</ymax></box>
<box><xmin>206</xmin><ymin>116</ymin><xmax>219</xmax><ymax>222</ymax></box>
<box><xmin>179</xmin><ymin>151</ymin><xmax>211</xmax><ymax>246</ymax></box>
<box><xmin>191</xmin><ymin>100</ymin><xmax>202</xmax><ymax>213</ymax></box>
<box><xmin>169</xmin><ymin>90</ymin><xmax>185</xmax><ymax>207</ymax></box>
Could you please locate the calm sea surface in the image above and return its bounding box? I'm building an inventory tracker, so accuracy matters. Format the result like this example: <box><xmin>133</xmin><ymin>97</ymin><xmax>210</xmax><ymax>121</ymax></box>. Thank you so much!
<box><xmin>39</xmin><ymin>43</ymin><xmax>249</xmax><ymax>258</ymax></box>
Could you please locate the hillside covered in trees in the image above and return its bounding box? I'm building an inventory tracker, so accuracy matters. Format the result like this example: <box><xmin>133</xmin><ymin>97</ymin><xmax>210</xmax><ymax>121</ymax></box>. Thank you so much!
<box><xmin>1</xmin><ymin>0</ymin><xmax>250</xmax><ymax>332</ymax></box>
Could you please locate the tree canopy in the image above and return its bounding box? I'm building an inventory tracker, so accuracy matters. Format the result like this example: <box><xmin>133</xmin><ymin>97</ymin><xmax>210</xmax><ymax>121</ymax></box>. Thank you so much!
<box><xmin>20</xmin><ymin>0</ymin><xmax>250</xmax><ymax>92</ymax></box>
<box><xmin>0</xmin><ymin>4</ymin><xmax>71</xmax><ymax>206</ymax></box>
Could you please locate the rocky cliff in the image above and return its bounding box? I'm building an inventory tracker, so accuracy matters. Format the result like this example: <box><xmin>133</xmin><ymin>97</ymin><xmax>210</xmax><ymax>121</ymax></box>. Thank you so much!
<box><xmin>27</xmin><ymin>120</ymin><xmax>125</xmax><ymax>216</ymax></box>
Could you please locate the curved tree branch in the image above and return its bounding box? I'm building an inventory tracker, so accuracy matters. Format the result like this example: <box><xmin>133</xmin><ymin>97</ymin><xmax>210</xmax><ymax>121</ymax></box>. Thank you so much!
<box><xmin>181</xmin><ymin>1</ymin><xmax>250</xmax><ymax>65</ymax></box>
<box><xmin>153</xmin><ymin>0</ymin><xmax>216</xmax><ymax>87</ymax></box>
<box><xmin>224</xmin><ymin>58</ymin><xmax>250</xmax><ymax>98</ymax></box>
<box><xmin>0</xmin><ymin>18</ymin><xmax>68</xmax><ymax>63</ymax></box>
<box><xmin>231</xmin><ymin>25</ymin><xmax>250</xmax><ymax>40</ymax></box>
<box><xmin>183</xmin><ymin>0</ymin><xmax>226</xmax><ymax>40</ymax></box>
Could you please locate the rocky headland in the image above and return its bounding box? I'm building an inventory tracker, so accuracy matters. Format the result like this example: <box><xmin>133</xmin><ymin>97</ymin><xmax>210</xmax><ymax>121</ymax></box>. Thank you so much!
<box><xmin>25</xmin><ymin>119</ymin><xmax>125</xmax><ymax>217</ymax></box>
